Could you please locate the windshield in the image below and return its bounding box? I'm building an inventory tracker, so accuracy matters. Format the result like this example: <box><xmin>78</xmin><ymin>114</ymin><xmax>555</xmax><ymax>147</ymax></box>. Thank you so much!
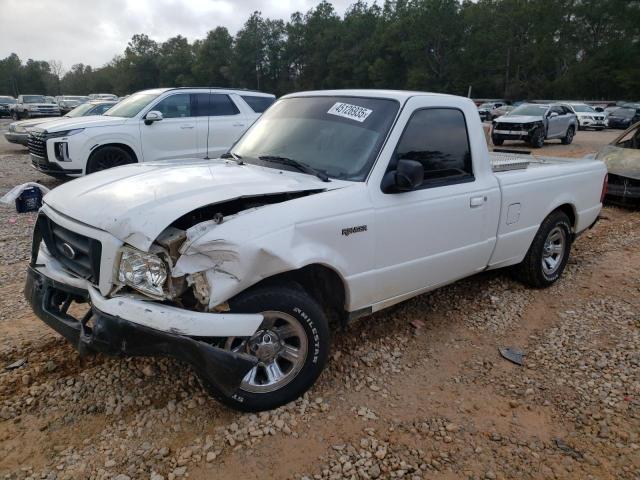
<box><xmin>612</xmin><ymin>108</ymin><xmax>635</xmax><ymax>118</ymax></box>
<box><xmin>232</xmin><ymin>96</ymin><xmax>400</xmax><ymax>181</ymax></box>
<box><xmin>0</xmin><ymin>97</ymin><xmax>16</xmax><ymax>104</ymax></box>
<box><xmin>478</xmin><ymin>103</ymin><xmax>493</xmax><ymax>109</ymax></box>
<box><xmin>66</xmin><ymin>103</ymin><xmax>96</xmax><ymax>117</ymax></box>
<box><xmin>104</xmin><ymin>93</ymin><xmax>158</xmax><ymax>118</ymax></box>
<box><xmin>23</xmin><ymin>95</ymin><xmax>46</xmax><ymax>103</ymax></box>
<box><xmin>571</xmin><ymin>104</ymin><xmax>595</xmax><ymax>113</ymax></box>
<box><xmin>509</xmin><ymin>105</ymin><xmax>548</xmax><ymax>116</ymax></box>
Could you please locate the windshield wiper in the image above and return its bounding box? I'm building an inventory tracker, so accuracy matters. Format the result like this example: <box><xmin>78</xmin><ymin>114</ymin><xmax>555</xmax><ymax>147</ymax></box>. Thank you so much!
<box><xmin>220</xmin><ymin>152</ymin><xmax>244</xmax><ymax>164</ymax></box>
<box><xmin>259</xmin><ymin>155</ymin><xmax>330</xmax><ymax>182</ymax></box>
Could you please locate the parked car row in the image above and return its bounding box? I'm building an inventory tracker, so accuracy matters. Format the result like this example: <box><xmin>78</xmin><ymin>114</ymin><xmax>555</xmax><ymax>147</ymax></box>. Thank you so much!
<box><xmin>0</xmin><ymin>93</ymin><xmax>120</xmax><ymax>118</ymax></box>
<box><xmin>5</xmin><ymin>100</ymin><xmax>117</xmax><ymax>146</ymax></box>
<box><xmin>478</xmin><ymin>99</ymin><xmax>640</xmax><ymax>131</ymax></box>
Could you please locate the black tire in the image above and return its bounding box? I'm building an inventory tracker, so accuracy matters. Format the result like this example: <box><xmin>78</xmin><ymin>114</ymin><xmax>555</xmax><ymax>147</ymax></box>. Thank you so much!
<box><xmin>561</xmin><ymin>126</ymin><xmax>575</xmax><ymax>145</ymax></box>
<box><xmin>86</xmin><ymin>145</ymin><xmax>135</xmax><ymax>174</ymax></box>
<box><xmin>492</xmin><ymin>136</ymin><xmax>504</xmax><ymax>146</ymax></box>
<box><xmin>513</xmin><ymin>210</ymin><xmax>572</xmax><ymax>288</ymax></box>
<box><xmin>204</xmin><ymin>284</ymin><xmax>330</xmax><ymax>412</ymax></box>
<box><xmin>11</xmin><ymin>111</ymin><xmax>19</xmax><ymax>120</ymax></box>
<box><xmin>528</xmin><ymin>127</ymin><xmax>545</xmax><ymax>148</ymax></box>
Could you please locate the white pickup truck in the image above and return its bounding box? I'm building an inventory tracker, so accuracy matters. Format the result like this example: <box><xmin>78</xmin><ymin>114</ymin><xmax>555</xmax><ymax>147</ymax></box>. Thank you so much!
<box><xmin>25</xmin><ymin>90</ymin><xmax>607</xmax><ymax>412</ymax></box>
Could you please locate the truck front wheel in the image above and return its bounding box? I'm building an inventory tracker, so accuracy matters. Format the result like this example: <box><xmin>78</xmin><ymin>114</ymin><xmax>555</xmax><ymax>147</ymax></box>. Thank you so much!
<box><xmin>207</xmin><ymin>284</ymin><xmax>330</xmax><ymax>412</ymax></box>
<box><xmin>514</xmin><ymin>210</ymin><xmax>572</xmax><ymax>288</ymax></box>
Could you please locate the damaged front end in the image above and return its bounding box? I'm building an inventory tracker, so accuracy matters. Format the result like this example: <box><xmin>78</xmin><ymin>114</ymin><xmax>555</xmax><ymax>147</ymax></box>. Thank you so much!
<box><xmin>24</xmin><ymin>266</ymin><xmax>258</xmax><ymax>397</ymax></box>
<box><xmin>25</xmin><ymin>188</ymin><xmax>327</xmax><ymax>396</ymax></box>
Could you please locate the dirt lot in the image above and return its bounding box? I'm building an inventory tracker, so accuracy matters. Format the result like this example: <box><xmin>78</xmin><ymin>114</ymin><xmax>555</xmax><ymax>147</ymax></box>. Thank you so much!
<box><xmin>0</xmin><ymin>120</ymin><xmax>638</xmax><ymax>480</ymax></box>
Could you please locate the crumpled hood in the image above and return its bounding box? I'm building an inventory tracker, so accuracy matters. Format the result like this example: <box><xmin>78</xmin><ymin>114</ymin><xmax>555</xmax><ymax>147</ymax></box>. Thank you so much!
<box><xmin>496</xmin><ymin>115</ymin><xmax>542</xmax><ymax>124</ymax></box>
<box><xmin>39</xmin><ymin>115</ymin><xmax>126</xmax><ymax>132</ymax></box>
<box><xmin>44</xmin><ymin>159</ymin><xmax>346</xmax><ymax>251</ymax></box>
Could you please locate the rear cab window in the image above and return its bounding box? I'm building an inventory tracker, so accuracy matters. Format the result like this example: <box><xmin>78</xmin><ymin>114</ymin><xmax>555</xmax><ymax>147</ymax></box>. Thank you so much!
<box><xmin>241</xmin><ymin>95</ymin><xmax>276</xmax><ymax>113</ymax></box>
<box><xmin>387</xmin><ymin>108</ymin><xmax>474</xmax><ymax>189</ymax></box>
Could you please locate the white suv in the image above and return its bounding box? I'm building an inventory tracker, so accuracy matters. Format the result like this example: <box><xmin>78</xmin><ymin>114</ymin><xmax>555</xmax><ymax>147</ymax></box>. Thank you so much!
<box><xmin>27</xmin><ymin>88</ymin><xmax>275</xmax><ymax>176</ymax></box>
<box><xmin>562</xmin><ymin>103</ymin><xmax>606</xmax><ymax>130</ymax></box>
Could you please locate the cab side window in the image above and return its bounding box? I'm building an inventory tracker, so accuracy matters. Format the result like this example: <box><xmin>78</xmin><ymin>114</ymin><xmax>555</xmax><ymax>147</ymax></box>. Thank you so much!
<box><xmin>153</xmin><ymin>94</ymin><xmax>192</xmax><ymax>118</ymax></box>
<box><xmin>392</xmin><ymin>108</ymin><xmax>474</xmax><ymax>188</ymax></box>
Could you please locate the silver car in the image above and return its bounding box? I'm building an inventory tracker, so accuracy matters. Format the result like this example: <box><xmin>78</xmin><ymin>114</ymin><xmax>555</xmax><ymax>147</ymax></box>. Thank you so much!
<box><xmin>491</xmin><ymin>103</ymin><xmax>578</xmax><ymax>148</ymax></box>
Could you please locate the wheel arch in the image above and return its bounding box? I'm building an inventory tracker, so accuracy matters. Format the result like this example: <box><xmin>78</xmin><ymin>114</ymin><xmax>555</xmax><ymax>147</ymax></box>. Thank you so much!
<box><xmin>88</xmin><ymin>142</ymin><xmax>139</xmax><ymax>163</ymax></box>
<box><xmin>550</xmin><ymin>203</ymin><xmax>577</xmax><ymax>233</ymax></box>
<box><xmin>238</xmin><ymin>263</ymin><xmax>349</xmax><ymax>322</ymax></box>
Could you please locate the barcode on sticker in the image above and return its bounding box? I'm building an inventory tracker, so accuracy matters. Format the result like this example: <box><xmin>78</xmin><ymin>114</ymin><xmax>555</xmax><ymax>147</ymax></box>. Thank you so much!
<box><xmin>327</xmin><ymin>102</ymin><xmax>372</xmax><ymax>123</ymax></box>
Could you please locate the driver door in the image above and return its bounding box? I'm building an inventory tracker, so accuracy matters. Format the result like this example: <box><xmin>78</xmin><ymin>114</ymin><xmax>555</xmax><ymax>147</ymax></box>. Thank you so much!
<box><xmin>369</xmin><ymin>104</ymin><xmax>500</xmax><ymax>305</ymax></box>
<box><xmin>139</xmin><ymin>93</ymin><xmax>198</xmax><ymax>162</ymax></box>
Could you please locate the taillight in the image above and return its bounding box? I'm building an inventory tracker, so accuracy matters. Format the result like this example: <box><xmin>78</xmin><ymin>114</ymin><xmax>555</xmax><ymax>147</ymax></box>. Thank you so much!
<box><xmin>600</xmin><ymin>173</ymin><xmax>608</xmax><ymax>203</ymax></box>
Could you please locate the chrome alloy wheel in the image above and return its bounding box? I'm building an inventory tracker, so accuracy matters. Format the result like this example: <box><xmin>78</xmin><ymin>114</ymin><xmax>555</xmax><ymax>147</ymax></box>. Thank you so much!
<box><xmin>542</xmin><ymin>226</ymin><xmax>566</xmax><ymax>276</ymax></box>
<box><xmin>224</xmin><ymin>311</ymin><xmax>308</xmax><ymax>393</ymax></box>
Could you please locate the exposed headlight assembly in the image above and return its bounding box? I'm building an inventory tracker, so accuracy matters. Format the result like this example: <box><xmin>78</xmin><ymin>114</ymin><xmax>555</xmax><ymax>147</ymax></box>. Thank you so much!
<box><xmin>118</xmin><ymin>247</ymin><xmax>168</xmax><ymax>297</ymax></box>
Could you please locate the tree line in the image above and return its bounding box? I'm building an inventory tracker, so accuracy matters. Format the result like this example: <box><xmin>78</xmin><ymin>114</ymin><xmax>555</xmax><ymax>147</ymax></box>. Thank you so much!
<box><xmin>1</xmin><ymin>0</ymin><xmax>638</xmax><ymax>101</ymax></box>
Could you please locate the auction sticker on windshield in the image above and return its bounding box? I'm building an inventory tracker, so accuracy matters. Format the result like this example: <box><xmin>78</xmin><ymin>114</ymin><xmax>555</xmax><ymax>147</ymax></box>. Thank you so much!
<box><xmin>327</xmin><ymin>102</ymin><xmax>373</xmax><ymax>123</ymax></box>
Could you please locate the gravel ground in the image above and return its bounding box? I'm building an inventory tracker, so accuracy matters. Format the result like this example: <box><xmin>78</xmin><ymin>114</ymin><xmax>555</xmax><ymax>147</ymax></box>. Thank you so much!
<box><xmin>0</xmin><ymin>121</ymin><xmax>638</xmax><ymax>480</ymax></box>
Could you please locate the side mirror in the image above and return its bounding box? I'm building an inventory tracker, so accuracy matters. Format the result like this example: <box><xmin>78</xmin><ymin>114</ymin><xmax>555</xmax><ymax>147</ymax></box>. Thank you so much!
<box><xmin>548</xmin><ymin>111</ymin><xmax>559</xmax><ymax>118</ymax></box>
<box><xmin>144</xmin><ymin>110</ymin><xmax>163</xmax><ymax>125</ymax></box>
<box><xmin>382</xmin><ymin>159</ymin><xmax>424</xmax><ymax>193</ymax></box>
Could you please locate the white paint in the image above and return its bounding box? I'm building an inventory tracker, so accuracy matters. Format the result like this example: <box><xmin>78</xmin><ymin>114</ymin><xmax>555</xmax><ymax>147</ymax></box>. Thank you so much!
<box><xmin>35</xmin><ymin>89</ymin><xmax>607</xmax><ymax>330</ymax></box>
<box><xmin>87</xmin><ymin>286</ymin><xmax>263</xmax><ymax>336</ymax></box>
<box><xmin>33</xmin><ymin>88</ymin><xmax>274</xmax><ymax>176</ymax></box>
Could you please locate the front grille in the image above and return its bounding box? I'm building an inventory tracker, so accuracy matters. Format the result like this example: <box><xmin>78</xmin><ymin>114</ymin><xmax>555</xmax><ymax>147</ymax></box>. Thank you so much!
<box><xmin>33</xmin><ymin>106</ymin><xmax>58</xmax><ymax>114</ymax></box>
<box><xmin>36</xmin><ymin>214</ymin><xmax>102</xmax><ymax>284</ymax></box>
<box><xmin>495</xmin><ymin>122</ymin><xmax>526</xmax><ymax>131</ymax></box>
<box><xmin>27</xmin><ymin>131</ymin><xmax>47</xmax><ymax>159</ymax></box>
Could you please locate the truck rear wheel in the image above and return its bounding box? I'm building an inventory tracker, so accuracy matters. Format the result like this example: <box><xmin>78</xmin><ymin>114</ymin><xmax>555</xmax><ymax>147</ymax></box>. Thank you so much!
<box><xmin>86</xmin><ymin>145</ymin><xmax>135</xmax><ymax>174</ymax></box>
<box><xmin>514</xmin><ymin>210</ymin><xmax>572</xmax><ymax>288</ymax></box>
<box><xmin>205</xmin><ymin>284</ymin><xmax>330</xmax><ymax>412</ymax></box>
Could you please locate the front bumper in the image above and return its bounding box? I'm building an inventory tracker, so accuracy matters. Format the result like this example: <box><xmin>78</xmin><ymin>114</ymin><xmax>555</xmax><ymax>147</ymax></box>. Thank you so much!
<box><xmin>25</xmin><ymin>265</ymin><xmax>259</xmax><ymax>397</ymax></box>
<box><xmin>4</xmin><ymin>132</ymin><xmax>29</xmax><ymax>145</ymax></box>
<box><xmin>492</xmin><ymin>129</ymin><xmax>531</xmax><ymax>140</ymax></box>
<box><xmin>579</xmin><ymin>118</ymin><xmax>605</xmax><ymax>129</ymax></box>
<box><xmin>30</xmin><ymin>153</ymin><xmax>83</xmax><ymax>176</ymax></box>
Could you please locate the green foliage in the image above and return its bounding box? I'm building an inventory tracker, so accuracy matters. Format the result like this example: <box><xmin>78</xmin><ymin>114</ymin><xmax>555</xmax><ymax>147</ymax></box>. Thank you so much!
<box><xmin>0</xmin><ymin>0</ymin><xmax>638</xmax><ymax>99</ymax></box>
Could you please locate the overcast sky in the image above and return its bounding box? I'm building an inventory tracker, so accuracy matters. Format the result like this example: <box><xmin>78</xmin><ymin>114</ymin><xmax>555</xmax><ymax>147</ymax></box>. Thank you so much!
<box><xmin>0</xmin><ymin>0</ymin><xmax>355</xmax><ymax>71</ymax></box>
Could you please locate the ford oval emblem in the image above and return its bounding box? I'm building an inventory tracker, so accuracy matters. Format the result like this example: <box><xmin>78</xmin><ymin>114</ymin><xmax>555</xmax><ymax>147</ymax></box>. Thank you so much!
<box><xmin>61</xmin><ymin>242</ymin><xmax>76</xmax><ymax>259</ymax></box>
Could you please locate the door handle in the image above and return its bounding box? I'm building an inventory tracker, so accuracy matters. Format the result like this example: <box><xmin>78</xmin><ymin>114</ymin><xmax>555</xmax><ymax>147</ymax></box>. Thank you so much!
<box><xmin>470</xmin><ymin>196</ymin><xmax>487</xmax><ymax>208</ymax></box>
<box><xmin>180</xmin><ymin>125</ymin><xmax>194</xmax><ymax>129</ymax></box>
<box><xmin>232</xmin><ymin>123</ymin><xmax>245</xmax><ymax>127</ymax></box>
